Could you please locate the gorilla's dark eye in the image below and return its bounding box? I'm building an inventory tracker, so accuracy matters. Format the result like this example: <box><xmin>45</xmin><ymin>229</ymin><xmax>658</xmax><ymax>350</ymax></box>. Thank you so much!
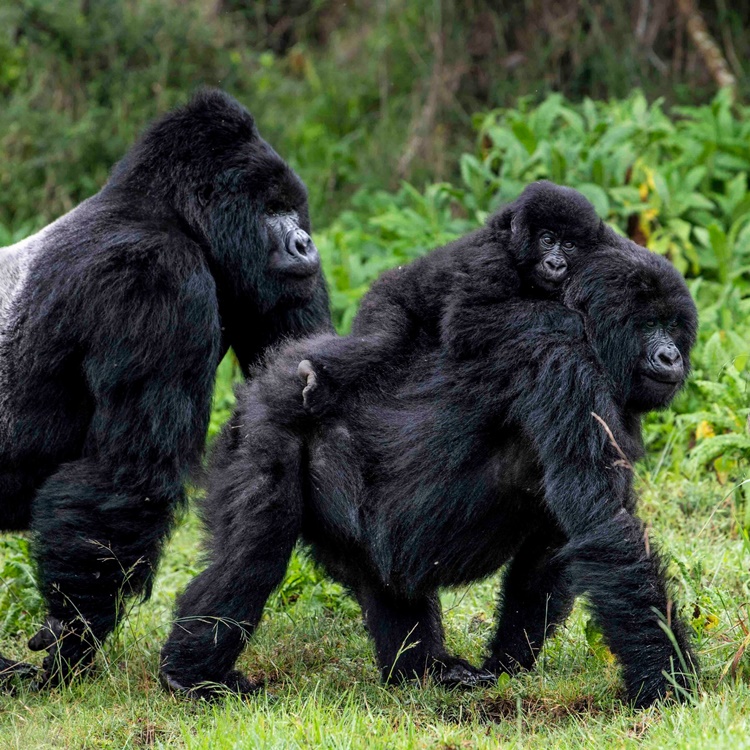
<box><xmin>562</xmin><ymin>241</ymin><xmax>576</xmax><ymax>251</ymax></box>
<box><xmin>540</xmin><ymin>233</ymin><xmax>555</xmax><ymax>247</ymax></box>
<box><xmin>645</xmin><ymin>319</ymin><xmax>658</xmax><ymax>329</ymax></box>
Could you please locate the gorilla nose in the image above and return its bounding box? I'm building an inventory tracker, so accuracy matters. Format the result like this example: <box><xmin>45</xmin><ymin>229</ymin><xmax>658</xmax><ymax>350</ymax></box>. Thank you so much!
<box><xmin>287</xmin><ymin>229</ymin><xmax>314</xmax><ymax>258</ymax></box>
<box><xmin>543</xmin><ymin>256</ymin><xmax>567</xmax><ymax>278</ymax></box>
<box><xmin>283</xmin><ymin>228</ymin><xmax>319</xmax><ymax>276</ymax></box>
<box><xmin>653</xmin><ymin>344</ymin><xmax>683</xmax><ymax>380</ymax></box>
<box><xmin>544</xmin><ymin>256</ymin><xmax>566</xmax><ymax>271</ymax></box>
<box><xmin>657</xmin><ymin>343</ymin><xmax>681</xmax><ymax>367</ymax></box>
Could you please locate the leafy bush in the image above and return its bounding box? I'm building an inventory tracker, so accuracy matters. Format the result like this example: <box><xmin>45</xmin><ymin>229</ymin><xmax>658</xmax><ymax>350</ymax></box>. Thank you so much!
<box><xmin>0</xmin><ymin>537</ymin><xmax>43</xmax><ymax>634</ymax></box>
<box><xmin>313</xmin><ymin>91</ymin><xmax>750</xmax><ymax>478</ymax></box>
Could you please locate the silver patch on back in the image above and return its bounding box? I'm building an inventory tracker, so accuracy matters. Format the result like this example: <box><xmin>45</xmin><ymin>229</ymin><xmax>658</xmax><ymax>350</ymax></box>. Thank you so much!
<box><xmin>0</xmin><ymin>208</ymin><xmax>82</xmax><ymax>444</ymax></box>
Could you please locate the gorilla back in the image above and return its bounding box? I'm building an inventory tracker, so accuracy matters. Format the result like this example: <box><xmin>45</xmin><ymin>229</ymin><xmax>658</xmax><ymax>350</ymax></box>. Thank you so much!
<box><xmin>0</xmin><ymin>89</ymin><xmax>330</xmax><ymax>685</ymax></box>
<box><xmin>161</xmin><ymin>240</ymin><xmax>698</xmax><ymax>707</ymax></box>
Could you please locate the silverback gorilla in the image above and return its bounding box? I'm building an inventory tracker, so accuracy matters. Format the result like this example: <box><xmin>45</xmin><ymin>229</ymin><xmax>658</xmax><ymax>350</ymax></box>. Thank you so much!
<box><xmin>0</xmin><ymin>90</ymin><xmax>330</xmax><ymax>685</ymax></box>
<box><xmin>160</xmin><ymin>236</ymin><xmax>698</xmax><ymax>707</ymax></box>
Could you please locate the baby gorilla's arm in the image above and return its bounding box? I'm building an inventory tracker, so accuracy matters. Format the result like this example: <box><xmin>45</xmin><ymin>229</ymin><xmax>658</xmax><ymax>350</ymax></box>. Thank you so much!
<box><xmin>294</xmin><ymin>328</ymin><xmax>404</xmax><ymax>415</ymax></box>
<box><xmin>294</xmin><ymin>260</ymin><xmax>450</xmax><ymax>415</ymax></box>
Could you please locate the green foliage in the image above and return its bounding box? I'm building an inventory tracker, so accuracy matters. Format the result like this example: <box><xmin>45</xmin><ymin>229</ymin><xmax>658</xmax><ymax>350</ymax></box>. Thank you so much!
<box><xmin>470</xmin><ymin>90</ymin><xmax>750</xmax><ymax>283</ymax></box>
<box><xmin>208</xmin><ymin>353</ymin><xmax>241</xmax><ymax>441</ymax></box>
<box><xmin>0</xmin><ymin>0</ymin><xmax>477</xmax><ymax>230</ymax></box>
<box><xmin>0</xmin><ymin>537</ymin><xmax>43</xmax><ymax>635</ymax></box>
<box><xmin>313</xmin><ymin>91</ymin><xmax>750</xmax><ymax>477</ymax></box>
<box><xmin>7</xmin><ymin>0</ymin><xmax>750</xmax><ymax>236</ymax></box>
<box><xmin>269</xmin><ymin>549</ymin><xmax>358</xmax><ymax>617</ymax></box>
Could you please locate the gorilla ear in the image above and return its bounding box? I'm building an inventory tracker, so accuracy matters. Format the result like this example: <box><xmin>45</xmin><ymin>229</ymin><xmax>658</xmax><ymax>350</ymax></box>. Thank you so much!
<box><xmin>488</xmin><ymin>206</ymin><xmax>515</xmax><ymax>233</ymax></box>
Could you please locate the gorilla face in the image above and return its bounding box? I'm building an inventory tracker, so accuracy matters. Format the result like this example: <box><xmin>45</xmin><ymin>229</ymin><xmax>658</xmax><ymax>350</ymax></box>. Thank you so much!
<box><xmin>198</xmin><ymin>140</ymin><xmax>322</xmax><ymax>310</ymax></box>
<box><xmin>635</xmin><ymin>323</ymin><xmax>683</xmax><ymax>390</ymax></box>
<box><xmin>265</xmin><ymin>212</ymin><xmax>319</xmax><ymax>280</ymax></box>
<box><xmin>491</xmin><ymin>180</ymin><xmax>604</xmax><ymax>297</ymax></box>
<box><xmin>228</xmin><ymin>139</ymin><xmax>321</xmax><ymax>286</ymax></box>
<box><xmin>629</xmin><ymin>313</ymin><xmax>693</xmax><ymax>412</ymax></box>
<box><xmin>565</xmin><ymin>240</ymin><xmax>698</xmax><ymax>414</ymax></box>
<box><xmin>528</xmin><ymin>226</ymin><xmax>583</xmax><ymax>292</ymax></box>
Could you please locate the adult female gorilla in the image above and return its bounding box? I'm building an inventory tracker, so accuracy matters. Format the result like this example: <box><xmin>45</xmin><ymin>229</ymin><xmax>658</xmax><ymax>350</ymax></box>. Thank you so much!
<box><xmin>161</xmin><ymin>238</ymin><xmax>698</xmax><ymax>708</ymax></box>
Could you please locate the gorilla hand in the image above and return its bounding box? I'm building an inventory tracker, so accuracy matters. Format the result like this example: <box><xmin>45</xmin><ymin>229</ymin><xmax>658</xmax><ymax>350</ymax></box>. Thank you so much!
<box><xmin>28</xmin><ymin>617</ymin><xmax>97</xmax><ymax>686</ymax></box>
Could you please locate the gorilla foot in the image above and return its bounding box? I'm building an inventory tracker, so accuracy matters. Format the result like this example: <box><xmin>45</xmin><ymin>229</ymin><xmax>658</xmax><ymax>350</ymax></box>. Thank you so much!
<box><xmin>160</xmin><ymin>668</ymin><xmax>263</xmax><ymax>701</ymax></box>
<box><xmin>28</xmin><ymin>617</ymin><xmax>97</xmax><ymax>686</ymax></box>
<box><xmin>433</xmin><ymin>656</ymin><xmax>496</xmax><ymax>689</ymax></box>
<box><xmin>627</xmin><ymin>663</ymin><xmax>698</xmax><ymax>709</ymax></box>
<box><xmin>0</xmin><ymin>656</ymin><xmax>41</xmax><ymax>693</ymax></box>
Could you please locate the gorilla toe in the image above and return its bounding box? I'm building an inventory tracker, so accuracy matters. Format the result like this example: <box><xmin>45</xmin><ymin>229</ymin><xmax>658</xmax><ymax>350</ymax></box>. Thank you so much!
<box><xmin>160</xmin><ymin>668</ymin><xmax>263</xmax><ymax>701</ymax></box>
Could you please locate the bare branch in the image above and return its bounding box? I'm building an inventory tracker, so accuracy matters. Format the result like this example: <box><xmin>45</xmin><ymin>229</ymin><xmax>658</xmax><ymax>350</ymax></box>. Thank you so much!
<box><xmin>676</xmin><ymin>0</ymin><xmax>736</xmax><ymax>93</ymax></box>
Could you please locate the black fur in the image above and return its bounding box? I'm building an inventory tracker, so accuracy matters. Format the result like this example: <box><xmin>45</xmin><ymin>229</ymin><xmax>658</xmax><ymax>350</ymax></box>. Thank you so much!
<box><xmin>298</xmin><ymin>181</ymin><xmax>602</xmax><ymax>414</ymax></box>
<box><xmin>160</xmin><ymin>234</ymin><xmax>699</xmax><ymax>707</ymax></box>
<box><xmin>0</xmin><ymin>89</ymin><xmax>330</xmax><ymax>685</ymax></box>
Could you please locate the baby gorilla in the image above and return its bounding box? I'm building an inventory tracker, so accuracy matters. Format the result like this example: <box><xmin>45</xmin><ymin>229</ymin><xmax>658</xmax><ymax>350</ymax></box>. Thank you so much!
<box><xmin>297</xmin><ymin>181</ymin><xmax>603</xmax><ymax>413</ymax></box>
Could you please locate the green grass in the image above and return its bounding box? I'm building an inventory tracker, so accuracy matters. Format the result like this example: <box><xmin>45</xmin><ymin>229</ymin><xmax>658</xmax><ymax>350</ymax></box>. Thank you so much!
<box><xmin>0</xmin><ymin>470</ymin><xmax>748</xmax><ymax>749</ymax></box>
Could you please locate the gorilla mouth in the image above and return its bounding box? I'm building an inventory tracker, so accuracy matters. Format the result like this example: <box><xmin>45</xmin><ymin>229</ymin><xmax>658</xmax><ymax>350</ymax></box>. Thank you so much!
<box><xmin>640</xmin><ymin>371</ymin><xmax>681</xmax><ymax>387</ymax></box>
<box><xmin>533</xmin><ymin>272</ymin><xmax>564</xmax><ymax>292</ymax></box>
<box><xmin>283</xmin><ymin>266</ymin><xmax>319</xmax><ymax>279</ymax></box>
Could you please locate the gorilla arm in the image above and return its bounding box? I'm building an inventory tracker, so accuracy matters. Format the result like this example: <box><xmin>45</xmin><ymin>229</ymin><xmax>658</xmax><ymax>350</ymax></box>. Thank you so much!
<box><xmin>298</xmin><ymin>237</ymin><xmax>520</xmax><ymax>414</ymax></box>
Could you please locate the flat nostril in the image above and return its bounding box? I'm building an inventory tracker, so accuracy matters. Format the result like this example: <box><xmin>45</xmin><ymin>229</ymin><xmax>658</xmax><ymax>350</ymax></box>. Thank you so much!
<box><xmin>288</xmin><ymin>229</ymin><xmax>311</xmax><ymax>256</ymax></box>
<box><xmin>544</xmin><ymin>257</ymin><xmax>566</xmax><ymax>272</ymax></box>
<box><xmin>657</xmin><ymin>347</ymin><xmax>681</xmax><ymax>366</ymax></box>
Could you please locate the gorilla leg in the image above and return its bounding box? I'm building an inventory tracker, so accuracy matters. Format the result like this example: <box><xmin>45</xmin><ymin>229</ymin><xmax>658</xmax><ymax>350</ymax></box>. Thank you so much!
<box><xmin>28</xmin><ymin>291</ymin><xmax>219</xmax><ymax>683</ymax></box>
<box><xmin>483</xmin><ymin>530</ymin><xmax>574</xmax><ymax>676</ymax></box>
<box><xmin>538</xmin><ymin>424</ymin><xmax>696</xmax><ymax>705</ymax></box>
<box><xmin>356</xmin><ymin>586</ymin><xmax>493</xmax><ymax>687</ymax></box>
<box><xmin>29</xmin><ymin>458</ymin><xmax>181</xmax><ymax>682</ymax></box>
<box><xmin>160</xmin><ymin>418</ymin><xmax>304</xmax><ymax>698</ymax></box>
<box><xmin>512</xmin><ymin>359</ymin><xmax>697</xmax><ymax>705</ymax></box>
<box><xmin>562</xmin><ymin>513</ymin><xmax>696</xmax><ymax>707</ymax></box>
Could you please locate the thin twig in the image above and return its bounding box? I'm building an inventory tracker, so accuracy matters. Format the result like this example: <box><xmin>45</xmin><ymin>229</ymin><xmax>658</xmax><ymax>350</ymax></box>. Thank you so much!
<box><xmin>591</xmin><ymin>412</ymin><xmax>634</xmax><ymax>472</ymax></box>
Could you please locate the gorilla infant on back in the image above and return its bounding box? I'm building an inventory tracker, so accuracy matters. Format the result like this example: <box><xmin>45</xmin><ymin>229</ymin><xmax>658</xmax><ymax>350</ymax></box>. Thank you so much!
<box><xmin>0</xmin><ymin>90</ymin><xmax>330</xmax><ymax>685</ymax></box>
<box><xmin>298</xmin><ymin>180</ymin><xmax>604</xmax><ymax>413</ymax></box>
<box><xmin>161</xmin><ymin>191</ymin><xmax>698</xmax><ymax>707</ymax></box>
